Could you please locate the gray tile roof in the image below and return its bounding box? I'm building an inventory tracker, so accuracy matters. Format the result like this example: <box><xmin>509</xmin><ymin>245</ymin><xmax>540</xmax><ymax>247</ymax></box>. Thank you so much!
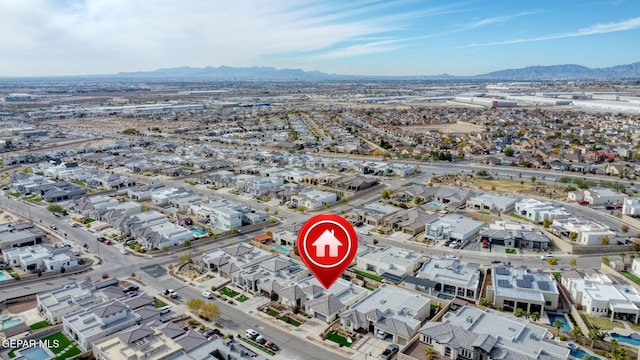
<box><xmin>118</xmin><ymin>325</ymin><xmax>154</xmax><ymax>344</ymax></box>
<box><xmin>306</xmin><ymin>294</ymin><xmax>344</xmax><ymax>316</ymax></box>
<box><xmin>93</xmin><ymin>300</ymin><xmax>127</xmax><ymax>319</ymax></box>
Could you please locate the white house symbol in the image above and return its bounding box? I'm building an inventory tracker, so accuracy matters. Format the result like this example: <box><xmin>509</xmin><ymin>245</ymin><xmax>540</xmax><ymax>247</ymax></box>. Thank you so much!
<box><xmin>312</xmin><ymin>229</ymin><xmax>342</xmax><ymax>257</ymax></box>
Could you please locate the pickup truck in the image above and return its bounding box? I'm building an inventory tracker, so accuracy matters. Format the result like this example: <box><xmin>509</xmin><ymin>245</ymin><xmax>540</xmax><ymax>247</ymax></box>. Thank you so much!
<box><xmin>381</xmin><ymin>344</ymin><xmax>399</xmax><ymax>360</ymax></box>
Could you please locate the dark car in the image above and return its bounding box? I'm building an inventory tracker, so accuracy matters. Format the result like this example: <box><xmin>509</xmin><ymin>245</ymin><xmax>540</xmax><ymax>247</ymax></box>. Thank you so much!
<box><xmin>203</xmin><ymin>329</ymin><xmax>217</xmax><ymax>338</ymax></box>
<box><xmin>123</xmin><ymin>285</ymin><xmax>139</xmax><ymax>293</ymax></box>
<box><xmin>265</xmin><ymin>342</ymin><xmax>280</xmax><ymax>351</ymax></box>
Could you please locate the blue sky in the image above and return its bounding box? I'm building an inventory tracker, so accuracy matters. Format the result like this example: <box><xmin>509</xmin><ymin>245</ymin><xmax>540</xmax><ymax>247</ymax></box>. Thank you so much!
<box><xmin>1</xmin><ymin>0</ymin><xmax>639</xmax><ymax>76</ymax></box>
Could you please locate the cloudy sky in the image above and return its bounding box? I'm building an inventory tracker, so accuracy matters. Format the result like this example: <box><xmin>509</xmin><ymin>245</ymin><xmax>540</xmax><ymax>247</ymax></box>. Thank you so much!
<box><xmin>1</xmin><ymin>0</ymin><xmax>639</xmax><ymax>76</ymax></box>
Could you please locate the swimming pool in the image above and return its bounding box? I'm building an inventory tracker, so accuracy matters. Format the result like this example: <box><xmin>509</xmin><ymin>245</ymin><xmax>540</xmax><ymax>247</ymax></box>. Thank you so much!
<box><xmin>189</xmin><ymin>226</ymin><xmax>207</xmax><ymax>237</ymax></box>
<box><xmin>610</xmin><ymin>332</ymin><xmax>640</xmax><ymax>346</ymax></box>
<box><xmin>273</xmin><ymin>245</ymin><xmax>290</xmax><ymax>255</ymax></box>
<box><xmin>548</xmin><ymin>313</ymin><xmax>571</xmax><ymax>332</ymax></box>
<box><xmin>1</xmin><ymin>316</ymin><xmax>22</xmax><ymax>330</ymax></box>
<box><xmin>0</xmin><ymin>271</ymin><xmax>9</xmax><ymax>281</ymax></box>
<box><xmin>18</xmin><ymin>346</ymin><xmax>51</xmax><ymax>360</ymax></box>
<box><xmin>426</xmin><ymin>201</ymin><xmax>443</xmax><ymax>209</ymax></box>
<box><xmin>570</xmin><ymin>347</ymin><xmax>601</xmax><ymax>360</ymax></box>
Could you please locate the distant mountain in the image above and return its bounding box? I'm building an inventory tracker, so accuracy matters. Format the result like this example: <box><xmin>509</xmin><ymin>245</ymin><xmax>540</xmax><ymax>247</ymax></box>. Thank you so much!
<box><xmin>117</xmin><ymin>65</ymin><xmax>336</xmax><ymax>80</ymax></box>
<box><xmin>474</xmin><ymin>62</ymin><xmax>640</xmax><ymax>80</ymax></box>
<box><xmin>113</xmin><ymin>62</ymin><xmax>640</xmax><ymax>81</ymax></box>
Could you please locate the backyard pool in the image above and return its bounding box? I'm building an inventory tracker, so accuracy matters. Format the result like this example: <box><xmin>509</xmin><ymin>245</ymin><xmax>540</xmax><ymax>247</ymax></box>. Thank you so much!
<box><xmin>610</xmin><ymin>332</ymin><xmax>640</xmax><ymax>346</ymax></box>
<box><xmin>0</xmin><ymin>271</ymin><xmax>9</xmax><ymax>281</ymax></box>
<box><xmin>17</xmin><ymin>346</ymin><xmax>51</xmax><ymax>360</ymax></box>
<box><xmin>189</xmin><ymin>226</ymin><xmax>207</xmax><ymax>237</ymax></box>
<box><xmin>273</xmin><ymin>245</ymin><xmax>290</xmax><ymax>255</ymax></box>
<box><xmin>1</xmin><ymin>316</ymin><xmax>22</xmax><ymax>330</ymax></box>
<box><xmin>426</xmin><ymin>201</ymin><xmax>444</xmax><ymax>210</ymax></box>
<box><xmin>547</xmin><ymin>313</ymin><xmax>571</xmax><ymax>332</ymax></box>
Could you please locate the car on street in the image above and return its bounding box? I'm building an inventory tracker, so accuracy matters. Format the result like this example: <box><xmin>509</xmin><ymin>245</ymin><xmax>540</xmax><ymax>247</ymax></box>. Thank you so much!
<box><xmin>245</xmin><ymin>329</ymin><xmax>259</xmax><ymax>340</ymax></box>
<box><xmin>123</xmin><ymin>285</ymin><xmax>139</xmax><ymax>293</ymax></box>
<box><xmin>255</xmin><ymin>335</ymin><xmax>266</xmax><ymax>345</ymax></box>
<box><xmin>50</xmin><ymin>224</ymin><xmax>57</xmax><ymax>230</ymax></box>
<box><xmin>446</xmin><ymin>254</ymin><xmax>459</xmax><ymax>260</ymax></box>
<box><xmin>120</xmin><ymin>248</ymin><xmax>128</xmax><ymax>255</ymax></box>
<box><xmin>164</xmin><ymin>289</ymin><xmax>179</xmax><ymax>298</ymax></box>
<box><xmin>201</xmin><ymin>290</ymin><xmax>213</xmax><ymax>299</ymax></box>
<box><xmin>491</xmin><ymin>260</ymin><xmax>501</xmax><ymax>264</ymax></box>
<box><xmin>265</xmin><ymin>342</ymin><xmax>280</xmax><ymax>351</ymax></box>
<box><xmin>540</xmin><ymin>254</ymin><xmax>554</xmax><ymax>260</ymax></box>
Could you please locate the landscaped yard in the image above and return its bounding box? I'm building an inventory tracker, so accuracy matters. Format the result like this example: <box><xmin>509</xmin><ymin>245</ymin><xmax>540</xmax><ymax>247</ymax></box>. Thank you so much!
<box><xmin>279</xmin><ymin>315</ymin><xmax>302</xmax><ymax>327</ymax></box>
<box><xmin>621</xmin><ymin>270</ymin><xmax>640</xmax><ymax>286</ymax></box>
<box><xmin>264</xmin><ymin>307</ymin><xmax>279</xmax><ymax>317</ymax></box>
<box><xmin>154</xmin><ymin>298</ymin><xmax>168</xmax><ymax>308</ymax></box>
<box><xmin>326</xmin><ymin>330</ymin><xmax>354</xmax><ymax>347</ymax></box>
<box><xmin>219</xmin><ymin>287</ymin><xmax>239</xmax><ymax>297</ymax></box>
<box><xmin>241</xmin><ymin>337</ymin><xmax>276</xmax><ymax>356</ymax></box>
<box><xmin>8</xmin><ymin>332</ymin><xmax>79</xmax><ymax>359</ymax></box>
<box><xmin>509</xmin><ymin>213</ymin><xmax>531</xmax><ymax>222</ymax></box>
<box><xmin>582</xmin><ymin>314</ymin><xmax>624</xmax><ymax>330</ymax></box>
<box><xmin>236</xmin><ymin>295</ymin><xmax>249</xmax><ymax>302</ymax></box>
<box><xmin>29</xmin><ymin>320</ymin><xmax>50</xmax><ymax>330</ymax></box>
<box><xmin>352</xmin><ymin>268</ymin><xmax>383</xmax><ymax>282</ymax></box>
<box><xmin>505</xmin><ymin>248</ymin><xmax>516</xmax><ymax>254</ymax></box>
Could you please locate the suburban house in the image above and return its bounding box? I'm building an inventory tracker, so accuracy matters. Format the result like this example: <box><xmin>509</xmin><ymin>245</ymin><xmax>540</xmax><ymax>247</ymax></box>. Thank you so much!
<box><xmin>63</xmin><ymin>299</ymin><xmax>143</xmax><ymax>351</ymax></box>
<box><xmin>479</xmin><ymin>221</ymin><xmax>550</xmax><ymax>250</ymax></box>
<box><xmin>380</xmin><ymin>208</ymin><xmax>438</xmax><ymax>235</ymax></box>
<box><xmin>405</xmin><ymin>257</ymin><xmax>481</xmax><ymax>300</ymax></box>
<box><xmin>425</xmin><ymin>214</ymin><xmax>484</xmax><ymax>243</ymax></box>
<box><xmin>290</xmin><ymin>189</ymin><xmax>337</xmax><ymax>210</ymax></box>
<box><xmin>514</xmin><ymin>198</ymin><xmax>571</xmax><ymax>223</ymax></box>
<box><xmin>622</xmin><ymin>197</ymin><xmax>640</xmax><ymax>216</ymax></box>
<box><xmin>0</xmin><ymin>221</ymin><xmax>44</xmax><ymax>250</ymax></box>
<box><xmin>551</xmin><ymin>218</ymin><xmax>617</xmax><ymax>246</ymax></box>
<box><xmin>92</xmin><ymin>324</ymin><xmax>183</xmax><ymax>360</ymax></box>
<box><xmin>419</xmin><ymin>306</ymin><xmax>570</xmax><ymax>360</ymax></box>
<box><xmin>3</xmin><ymin>245</ymin><xmax>78</xmax><ymax>273</ymax></box>
<box><xmin>339</xmin><ymin>283</ymin><xmax>431</xmax><ymax>345</ymax></box>
<box><xmin>277</xmin><ymin>276</ymin><xmax>367</xmax><ymax>323</ymax></box>
<box><xmin>562</xmin><ymin>270</ymin><xmax>640</xmax><ymax>324</ymax></box>
<box><xmin>466</xmin><ymin>193</ymin><xmax>518</xmax><ymax>213</ymax></box>
<box><xmin>568</xmin><ymin>188</ymin><xmax>625</xmax><ymax>205</ymax></box>
<box><xmin>69</xmin><ymin>195</ymin><xmax>120</xmax><ymax>217</ymax></box>
<box><xmin>233</xmin><ymin>255</ymin><xmax>309</xmax><ymax>295</ymax></box>
<box><xmin>486</xmin><ymin>265</ymin><xmax>559</xmax><ymax>315</ymax></box>
<box><xmin>127</xmin><ymin>184</ymin><xmax>166</xmax><ymax>201</ymax></box>
<box><xmin>355</xmin><ymin>246</ymin><xmax>422</xmax><ymax>283</ymax></box>
<box><xmin>348</xmin><ymin>202</ymin><xmax>399</xmax><ymax>227</ymax></box>
<box><xmin>200</xmin><ymin>243</ymin><xmax>271</xmax><ymax>278</ymax></box>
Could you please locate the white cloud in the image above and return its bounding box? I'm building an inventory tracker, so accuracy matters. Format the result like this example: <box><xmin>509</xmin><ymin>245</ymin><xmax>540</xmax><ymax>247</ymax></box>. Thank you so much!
<box><xmin>466</xmin><ymin>16</ymin><xmax>640</xmax><ymax>47</ymax></box>
<box><xmin>455</xmin><ymin>11</ymin><xmax>537</xmax><ymax>30</ymax></box>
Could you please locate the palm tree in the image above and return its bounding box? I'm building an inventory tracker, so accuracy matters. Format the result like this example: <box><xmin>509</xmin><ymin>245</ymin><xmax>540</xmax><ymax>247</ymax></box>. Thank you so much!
<box><xmin>514</xmin><ymin>308</ymin><xmax>525</xmax><ymax>317</ymax></box>
<box><xmin>425</xmin><ymin>346</ymin><xmax>434</xmax><ymax>360</ymax></box>
<box><xmin>552</xmin><ymin>319</ymin><xmax>564</xmax><ymax>337</ymax></box>
<box><xmin>611</xmin><ymin>346</ymin><xmax>627</xmax><ymax>360</ymax></box>
<box><xmin>619</xmin><ymin>252</ymin><xmax>627</xmax><ymax>265</ymax></box>
<box><xmin>587</xmin><ymin>325</ymin><xmax>605</xmax><ymax>348</ymax></box>
<box><xmin>530</xmin><ymin>312</ymin><xmax>540</xmax><ymax>321</ymax></box>
<box><xmin>571</xmin><ymin>326</ymin><xmax>583</xmax><ymax>340</ymax></box>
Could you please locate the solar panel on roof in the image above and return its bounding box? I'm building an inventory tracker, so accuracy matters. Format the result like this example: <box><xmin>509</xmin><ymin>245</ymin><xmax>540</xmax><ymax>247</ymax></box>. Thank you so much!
<box><xmin>497</xmin><ymin>279</ymin><xmax>512</xmax><ymax>288</ymax></box>
<box><xmin>538</xmin><ymin>281</ymin><xmax>550</xmax><ymax>290</ymax></box>
<box><xmin>495</xmin><ymin>267</ymin><xmax>510</xmax><ymax>275</ymax></box>
<box><xmin>516</xmin><ymin>279</ymin><xmax>532</xmax><ymax>288</ymax></box>
<box><xmin>523</xmin><ymin>275</ymin><xmax>534</xmax><ymax>282</ymax></box>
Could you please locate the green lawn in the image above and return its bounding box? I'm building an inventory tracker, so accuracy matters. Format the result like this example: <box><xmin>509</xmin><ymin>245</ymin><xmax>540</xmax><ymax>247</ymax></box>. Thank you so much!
<box><xmin>219</xmin><ymin>287</ymin><xmax>239</xmax><ymax>297</ymax></box>
<box><xmin>352</xmin><ymin>268</ymin><xmax>383</xmax><ymax>282</ymax></box>
<box><xmin>236</xmin><ymin>295</ymin><xmax>249</xmax><ymax>303</ymax></box>
<box><xmin>265</xmin><ymin>308</ymin><xmax>279</xmax><ymax>317</ymax></box>
<box><xmin>8</xmin><ymin>332</ymin><xmax>77</xmax><ymax>359</ymax></box>
<box><xmin>326</xmin><ymin>331</ymin><xmax>354</xmax><ymax>347</ymax></box>
<box><xmin>582</xmin><ymin>314</ymin><xmax>624</xmax><ymax>330</ymax></box>
<box><xmin>153</xmin><ymin>298</ymin><xmax>168</xmax><ymax>308</ymax></box>
<box><xmin>621</xmin><ymin>270</ymin><xmax>640</xmax><ymax>285</ymax></box>
<box><xmin>279</xmin><ymin>315</ymin><xmax>301</xmax><ymax>327</ymax></box>
<box><xmin>29</xmin><ymin>320</ymin><xmax>50</xmax><ymax>330</ymax></box>
<box><xmin>505</xmin><ymin>248</ymin><xmax>516</xmax><ymax>254</ymax></box>
<box><xmin>241</xmin><ymin>337</ymin><xmax>276</xmax><ymax>356</ymax></box>
<box><xmin>510</xmin><ymin>213</ymin><xmax>531</xmax><ymax>222</ymax></box>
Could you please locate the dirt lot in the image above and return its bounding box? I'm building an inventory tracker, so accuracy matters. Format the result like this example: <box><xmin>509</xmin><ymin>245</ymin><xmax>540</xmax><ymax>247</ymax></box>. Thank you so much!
<box><xmin>45</xmin><ymin>117</ymin><xmax>202</xmax><ymax>135</ymax></box>
<box><xmin>404</xmin><ymin>121</ymin><xmax>485</xmax><ymax>134</ymax></box>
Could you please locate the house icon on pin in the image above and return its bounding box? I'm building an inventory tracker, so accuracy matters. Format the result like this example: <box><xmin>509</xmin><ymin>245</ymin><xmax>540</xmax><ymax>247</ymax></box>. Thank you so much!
<box><xmin>312</xmin><ymin>229</ymin><xmax>342</xmax><ymax>257</ymax></box>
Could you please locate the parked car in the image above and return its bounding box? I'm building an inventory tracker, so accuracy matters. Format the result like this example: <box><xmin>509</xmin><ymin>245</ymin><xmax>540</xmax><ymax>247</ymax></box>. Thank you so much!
<box><xmin>446</xmin><ymin>254</ymin><xmax>459</xmax><ymax>260</ymax></box>
<box><xmin>245</xmin><ymin>329</ymin><xmax>259</xmax><ymax>340</ymax></box>
<box><xmin>540</xmin><ymin>254</ymin><xmax>554</xmax><ymax>260</ymax></box>
<box><xmin>203</xmin><ymin>329</ymin><xmax>218</xmax><ymax>338</ymax></box>
<box><xmin>381</xmin><ymin>344</ymin><xmax>399</xmax><ymax>360</ymax></box>
<box><xmin>490</xmin><ymin>260</ymin><xmax>501</xmax><ymax>264</ymax></box>
<box><xmin>164</xmin><ymin>289</ymin><xmax>178</xmax><ymax>298</ymax></box>
<box><xmin>123</xmin><ymin>285</ymin><xmax>139</xmax><ymax>293</ymax></box>
<box><xmin>376</xmin><ymin>330</ymin><xmax>389</xmax><ymax>339</ymax></box>
<box><xmin>201</xmin><ymin>290</ymin><xmax>213</xmax><ymax>299</ymax></box>
<box><xmin>578</xmin><ymin>200</ymin><xmax>589</xmax><ymax>205</ymax></box>
<box><xmin>50</xmin><ymin>224</ymin><xmax>57</xmax><ymax>230</ymax></box>
<box><xmin>255</xmin><ymin>335</ymin><xmax>267</xmax><ymax>345</ymax></box>
<box><xmin>265</xmin><ymin>342</ymin><xmax>280</xmax><ymax>351</ymax></box>
<box><xmin>159</xmin><ymin>306</ymin><xmax>171</xmax><ymax>315</ymax></box>
<box><xmin>104</xmin><ymin>240</ymin><xmax>112</xmax><ymax>245</ymax></box>
<box><xmin>120</xmin><ymin>248</ymin><xmax>128</xmax><ymax>255</ymax></box>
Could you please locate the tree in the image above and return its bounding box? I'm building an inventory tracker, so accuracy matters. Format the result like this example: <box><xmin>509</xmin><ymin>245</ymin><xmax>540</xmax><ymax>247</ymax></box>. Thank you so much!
<box><xmin>178</xmin><ymin>253</ymin><xmax>193</xmax><ymax>264</ymax></box>
<box><xmin>184</xmin><ymin>240</ymin><xmax>192</xmax><ymax>247</ymax></box>
<box><xmin>531</xmin><ymin>176</ymin><xmax>537</xmax><ymax>184</ymax></box>
<box><xmin>587</xmin><ymin>325</ymin><xmax>605</xmax><ymax>348</ymax></box>
<box><xmin>619</xmin><ymin>252</ymin><xmax>627</xmax><ymax>265</ymax></box>
<box><xmin>570</xmin><ymin>325</ymin><xmax>583</xmax><ymax>340</ymax></box>
<box><xmin>601</xmin><ymin>256</ymin><xmax>610</xmax><ymax>265</ymax></box>
<box><xmin>611</xmin><ymin>347</ymin><xmax>628</xmax><ymax>360</ymax></box>
<box><xmin>101</xmin><ymin>273</ymin><xmax>109</xmax><ymax>279</ymax></box>
<box><xmin>130</xmin><ymin>272</ymin><xmax>136</xmax><ymax>279</ymax></box>
<box><xmin>231</xmin><ymin>228</ymin><xmax>239</xmax><ymax>234</ymax></box>
<box><xmin>543</xmin><ymin>218</ymin><xmax>552</xmax><ymax>229</ymax></box>
<box><xmin>530</xmin><ymin>312</ymin><xmax>540</xmax><ymax>321</ymax></box>
<box><xmin>552</xmin><ymin>319</ymin><xmax>564</xmax><ymax>337</ymax></box>
<box><xmin>504</xmin><ymin>146</ymin><xmax>514</xmax><ymax>157</ymax></box>
<box><xmin>273</xmin><ymin>210</ymin><xmax>278</xmax><ymax>216</ymax></box>
<box><xmin>199</xmin><ymin>302</ymin><xmax>220</xmax><ymax>320</ymax></box>
<box><xmin>601</xmin><ymin>235</ymin><xmax>610</xmax><ymax>245</ymax></box>
<box><xmin>547</xmin><ymin>258</ymin><xmax>559</xmax><ymax>266</ymax></box>
<box><xmin>569</xmin><ymin>232</ymin><xmax>578</xmax><ymax>242</ymax></box>
<box><xmin>569</xmin><ymin>258</ymin><xmax>577</xmax><ymax>270</ymax></box>
<box><xmin>514</xmin><ymin>308</ymin><xmax>525</xmax><ymax>317</ymax></box>
<box><xmin>621</xmin><ymin>224</ymin><xmax>630</xmax><ymax>233</ymax></box>
<box><xmin>264</xmin><ymin>207</ymin><xmax>269</xmax><ymax>213</ymax></box>
<box><xmin>46</xmin><ymin>204</ymin><xmax>65</xmax><ymax>214</ymax></box>
<box><xmin>187</xmin><ymin>298</ymin><xmax>205</xmax><ymax>313</ymax></box>
<box><xmin>167</xmin><ymin>264</ymin><xmax>173</xmax><ymax>271</ymax></box>
<box><xmin>381</xmin><ymin>190</ymin><xmax>389</xmax><ymax>199</ymax></box>
<box><xmin>425</xmin><ymin>346</ymin><xmax>434</xmax><ymax>360</ymax></box>
<box><xmin>413</xmin><ymin>196</ymin><xmax>422</xmax><ymax>205</ymax></box>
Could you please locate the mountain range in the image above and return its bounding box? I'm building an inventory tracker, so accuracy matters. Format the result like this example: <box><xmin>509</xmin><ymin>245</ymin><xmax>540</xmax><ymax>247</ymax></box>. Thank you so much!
<box><xmin>117</xmin><ymin>62</ymin><xmax>640</xmax><ymax>81</ymax></box>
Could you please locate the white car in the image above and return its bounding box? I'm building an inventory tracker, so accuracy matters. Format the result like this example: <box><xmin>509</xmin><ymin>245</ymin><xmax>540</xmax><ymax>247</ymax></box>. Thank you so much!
<box><xmin>446</xmin><ymin>254</ymin><xmax>459</xmax><ymax>260</ymax></box>
<box><xmin>202</xmin><ymin>290</ymin><xmax>213</xmax><ymax>299</ymax></box>
<box><xmin>541</xmin><ymin>254</ymin><xmax>554</xmax><ymax>260</ymax></box>
<box><xmin>120</xmin><ymin>248</ymin><xmax>128</xmax><ymax>255</ymax></box>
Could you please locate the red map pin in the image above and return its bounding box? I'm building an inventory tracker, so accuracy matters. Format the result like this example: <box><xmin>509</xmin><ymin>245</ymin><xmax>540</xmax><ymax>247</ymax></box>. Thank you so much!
<box><xmin>297</xmin><ymin>214</ymin><xmax>358</xmax><ymax>289</ymax></box>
